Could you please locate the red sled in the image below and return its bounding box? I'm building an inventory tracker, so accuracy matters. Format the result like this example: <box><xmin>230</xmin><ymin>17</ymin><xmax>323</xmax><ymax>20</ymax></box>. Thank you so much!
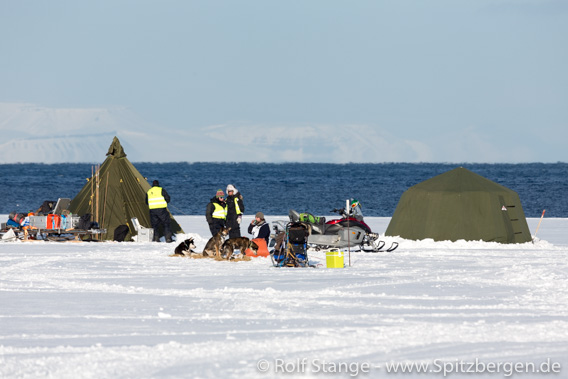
<box><xmin>246</xmin><ymin>238</ymin><xmax>270</xmax><ymax>257</ymax></box>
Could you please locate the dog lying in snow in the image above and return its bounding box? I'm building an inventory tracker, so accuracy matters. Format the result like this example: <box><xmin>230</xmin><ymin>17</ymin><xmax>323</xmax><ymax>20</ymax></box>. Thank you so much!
<box><xmin>171</xmin><ymin>238</ymin><xmax>198</xmax><ymax>257</ymax></box>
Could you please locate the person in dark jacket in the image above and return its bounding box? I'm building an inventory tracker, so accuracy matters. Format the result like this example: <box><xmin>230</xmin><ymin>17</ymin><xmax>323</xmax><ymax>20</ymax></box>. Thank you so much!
<box><xmin>145</xmin><ymin>180</ymin><xmax>172</xmax><ymax>242</ymax></box>
<box><xmin>225</xmin><ymin>184</ymin><xmax>244</xmax><ymax>238</ymax></box>
<box><xmin>248</xmin><ymin>211</ymin><xmax>270</xmax><ymax>245</ymax></box>
<box><xmin>205</xmin><ymin>189</ymin><xmax>227</xmax><ymax>236</ymax></box>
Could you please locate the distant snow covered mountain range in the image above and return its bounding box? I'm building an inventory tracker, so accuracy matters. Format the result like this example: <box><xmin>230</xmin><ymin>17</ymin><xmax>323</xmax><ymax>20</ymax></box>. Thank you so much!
<box><xmin>0</xmin><ymin>102</ymin><xmax>423</xmax><ymax>163</ymax></box>
<box><xmin>0</xmin><ymin>102</ymin><xmax>527</xmax><ymax>163</ymax></box>
<box><xmin>0</xmin><ymin>103</ymin><xmax>155</xmax><ymax>163</ymax></box>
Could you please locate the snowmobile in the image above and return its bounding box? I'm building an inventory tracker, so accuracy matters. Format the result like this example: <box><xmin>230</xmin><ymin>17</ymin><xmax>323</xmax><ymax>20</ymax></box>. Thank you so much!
<box><xmin>270</xmin><ymin>199</ymin><xmax>398</xmax><ymax>253</ymax></box>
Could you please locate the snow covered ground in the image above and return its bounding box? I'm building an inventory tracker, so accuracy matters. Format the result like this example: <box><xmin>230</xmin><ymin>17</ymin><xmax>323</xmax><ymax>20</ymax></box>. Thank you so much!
<box><xmin>1</xmin><ymin>216</ymin><xmax>567</xmax><ymax>378</ymax></box>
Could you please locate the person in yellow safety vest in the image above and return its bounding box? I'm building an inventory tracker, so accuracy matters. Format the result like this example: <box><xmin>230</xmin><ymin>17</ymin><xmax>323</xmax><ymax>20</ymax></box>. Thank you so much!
<box><xmin>205</xmin><ymin>189</ymin><xmax>227</xmax><ymax>237</ymax></box>
<box><xmin>145</xmin><ymin>180</ymin><xmax>173</xmax><ymax>242</ymax></box>
<box><xmin>225</xmin><ymin>184</ymin><xmax>245</xmax><ymax>238</ymax></box>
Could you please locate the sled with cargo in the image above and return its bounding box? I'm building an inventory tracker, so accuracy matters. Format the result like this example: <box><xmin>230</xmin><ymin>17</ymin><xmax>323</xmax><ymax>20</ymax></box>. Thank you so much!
<box><xmin>2</xmin><ymin>198</ymin><xmax>106</xmax><ymax>242</ymax></box>
<box><xmin>270</xmin><ymin>199</ymin><xmax>398</xmax><ymax>253</ymax></box>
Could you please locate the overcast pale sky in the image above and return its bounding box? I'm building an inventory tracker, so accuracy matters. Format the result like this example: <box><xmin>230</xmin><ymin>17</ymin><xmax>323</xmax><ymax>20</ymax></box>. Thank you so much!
<box><xmin>1</xmin><ymin>0</ymin><xmax>566</xmax><ymax>163</ymax></box>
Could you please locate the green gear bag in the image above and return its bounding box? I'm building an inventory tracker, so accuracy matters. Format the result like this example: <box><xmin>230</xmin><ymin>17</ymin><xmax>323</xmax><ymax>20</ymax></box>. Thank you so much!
<box><xmin>299</xmin><ymin>212</ymin><xmax>323</xmax><ymax>224</ymax></box>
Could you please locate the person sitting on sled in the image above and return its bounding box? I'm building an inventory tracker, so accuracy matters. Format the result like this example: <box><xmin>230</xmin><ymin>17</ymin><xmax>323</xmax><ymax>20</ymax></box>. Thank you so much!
<box><xmin>248</xmin><ymin>211</ymin><xmax>270</xmax><ymax>245</ymax></box>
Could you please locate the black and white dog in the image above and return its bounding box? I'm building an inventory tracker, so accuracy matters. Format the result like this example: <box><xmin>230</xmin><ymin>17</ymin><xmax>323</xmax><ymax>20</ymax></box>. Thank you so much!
<box><xmin>173</xmin><ymin>238</ymin><xmax>197</xmax><ymax>257</ymax></box>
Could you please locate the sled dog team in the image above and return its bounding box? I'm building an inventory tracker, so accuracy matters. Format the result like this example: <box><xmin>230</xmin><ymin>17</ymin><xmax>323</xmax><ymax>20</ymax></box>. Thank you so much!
<box><xmin>172</xmin><ymin>228</ymin><xmax>259</xmax><ymax>260</ymax></box>
<box><xmin>149</xmin><ymin>182</ymin><xmax>258</xmax><ymax>259</ymax></box>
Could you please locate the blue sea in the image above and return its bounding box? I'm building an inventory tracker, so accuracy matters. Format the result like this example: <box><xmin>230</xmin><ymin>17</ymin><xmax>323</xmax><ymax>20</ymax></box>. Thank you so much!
<box><xmin>1</xmin><ymin>163</ymin><xmax>567</xmax><ymax>217</ymax></box>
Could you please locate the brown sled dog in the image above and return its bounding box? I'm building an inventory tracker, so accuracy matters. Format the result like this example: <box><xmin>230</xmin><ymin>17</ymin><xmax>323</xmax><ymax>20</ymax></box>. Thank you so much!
<box><xmin>221</xmin><ymin>237</ymin><xmax>259</xmax><ymax>260</ymax></box>
<box><xmin>203</xmin><ymin>227</ymin><xmax>231</xmax><ymax>259</ymax></box>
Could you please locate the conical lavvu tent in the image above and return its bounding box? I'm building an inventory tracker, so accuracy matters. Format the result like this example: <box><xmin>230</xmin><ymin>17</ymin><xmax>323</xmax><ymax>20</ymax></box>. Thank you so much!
<box><xmin>385</xmin><ymin>167</ymin><xmax>532</xmax><ymax>243</ymax></box>
<box><xmin>69</xmin><ymin>136</ymin><xmax>183</xmax><ymax>241</ymax></box>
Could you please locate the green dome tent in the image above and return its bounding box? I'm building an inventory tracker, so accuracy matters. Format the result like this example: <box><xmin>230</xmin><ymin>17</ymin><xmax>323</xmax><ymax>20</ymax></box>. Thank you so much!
<box><xmin>385</xmin><ymin>167</ymin><xmax>531</xmax><ymax>243</ymax></box>
<box><xmin>69</xmin><ymin>136</ymin><xmax>183</xmax><ymax>241</ymax></box>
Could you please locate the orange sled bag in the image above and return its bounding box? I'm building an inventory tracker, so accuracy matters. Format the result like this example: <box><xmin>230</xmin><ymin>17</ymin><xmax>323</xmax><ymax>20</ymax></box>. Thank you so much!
<box><xmin>246</xmin><ymin>238</ymin><xmax>270</xmax><ymax>257</ymax></box>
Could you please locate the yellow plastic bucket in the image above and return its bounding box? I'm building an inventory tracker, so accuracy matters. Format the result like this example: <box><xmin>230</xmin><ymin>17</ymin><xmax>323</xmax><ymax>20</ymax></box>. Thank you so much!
<box><xmin>326</xmin><ymin>249</ymin><xmax>344</xmax><ymax>268</ymax></box>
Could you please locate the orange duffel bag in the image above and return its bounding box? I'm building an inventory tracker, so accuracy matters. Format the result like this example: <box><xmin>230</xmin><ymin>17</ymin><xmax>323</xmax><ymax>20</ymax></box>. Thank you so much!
<box><xmin>47</xmin><ymin>214</ymin><xmax>61</xmax><ymax>229</ymax></box>
<box><xmin>246</xmin><ymin>238</ymin><xmax>270</xmax><ymax>257</ymax></box>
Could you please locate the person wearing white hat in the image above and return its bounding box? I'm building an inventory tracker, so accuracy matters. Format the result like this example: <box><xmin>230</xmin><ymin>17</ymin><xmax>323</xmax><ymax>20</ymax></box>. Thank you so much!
<box><xmin>225</xmin><ymin>184</ymin><xmax>245</xmax><ymax>238</ymax></box>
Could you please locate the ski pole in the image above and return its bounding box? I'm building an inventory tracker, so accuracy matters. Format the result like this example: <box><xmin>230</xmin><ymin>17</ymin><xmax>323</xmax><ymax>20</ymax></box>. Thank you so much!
<box><xmin>533</xmin><ymin>209</ymin><xmax>546</xmax><ymax>241</ymax></box>
<box><xmin>346</xmin><ymin>199</ymin><xmax>351</xmax><ymax>267</ymax></box>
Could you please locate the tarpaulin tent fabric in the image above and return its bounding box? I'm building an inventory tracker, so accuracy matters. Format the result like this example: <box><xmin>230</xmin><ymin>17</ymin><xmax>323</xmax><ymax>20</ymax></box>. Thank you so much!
<box><xmin>385</xmin><ymin>167</ymin><xmax>532</xmax><ymax>244</ymax></box>
<box><xmin>69</xmin><ymin>137</ymin><xmax>183</xmax><ymax>241</ymax></box>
